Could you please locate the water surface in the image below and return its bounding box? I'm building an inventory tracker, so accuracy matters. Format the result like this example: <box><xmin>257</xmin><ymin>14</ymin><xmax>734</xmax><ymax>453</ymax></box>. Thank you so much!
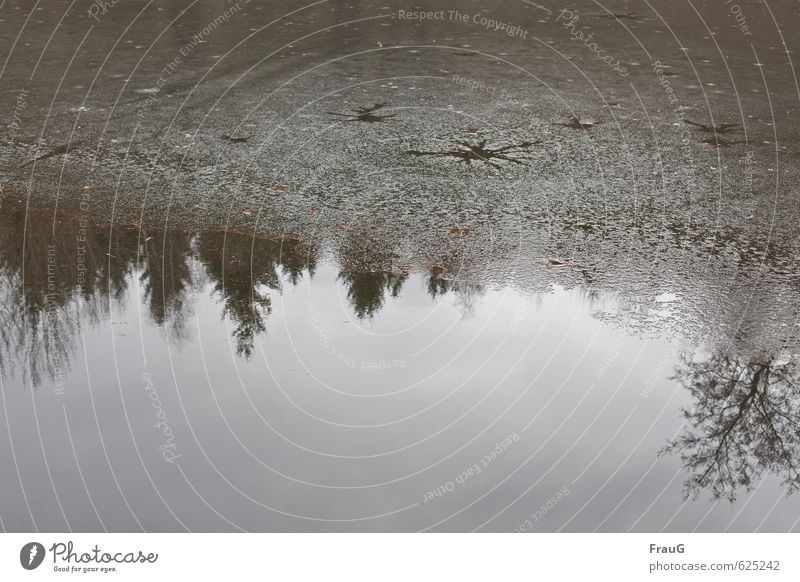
<box><xmin>1</xmin><ymin>0</ymin><xmax>800</xmax><ymax>531</ymax></box>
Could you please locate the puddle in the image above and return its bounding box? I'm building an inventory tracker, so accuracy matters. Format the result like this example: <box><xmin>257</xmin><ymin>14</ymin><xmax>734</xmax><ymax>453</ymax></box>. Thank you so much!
<box><xmin>2</xmin><ymin>0</ymin><xmax>800</xmax><ymax>533</ymax></box>
<box><xmin>2</xmin><ymin>199</ymin><xmax>800</xmax><ymax>531</ymax></box>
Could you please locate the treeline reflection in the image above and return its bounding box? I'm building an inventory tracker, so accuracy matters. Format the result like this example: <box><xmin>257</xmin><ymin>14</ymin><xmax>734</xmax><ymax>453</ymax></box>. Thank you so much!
<box><xmin>0</xmin><ymin>200</ymin><xmax>485</xmax><ymax>386</ymax></box>
<box><xmin>4</xmin><ymin>200</ymin><xmax>800</xmax><ymax>503</ymax></box>
<box><xmin>0</xmin><ymin>200</ymin><xmax>320</xmax><ymax>384</ymax></box>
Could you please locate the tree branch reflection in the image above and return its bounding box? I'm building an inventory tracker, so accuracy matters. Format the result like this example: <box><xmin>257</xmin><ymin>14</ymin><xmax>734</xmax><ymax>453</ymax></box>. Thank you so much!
<box><xmin>663</xmin><ymin>352</ymin><xmax>800</xmax><ymax>502</ymax></box>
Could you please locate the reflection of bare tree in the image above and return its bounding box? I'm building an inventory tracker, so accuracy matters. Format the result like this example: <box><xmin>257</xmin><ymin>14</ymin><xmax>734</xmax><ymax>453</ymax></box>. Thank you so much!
<box><xmin>0</xmin><ymin>200</ymin><xmax>138</xmax><ymax>386</ymax></box>
<box><xmin>0</xmin><ymin>267</ymin><xmax>77</xmax><ymax>388</ymax></box>
<box><xmin>425</xmin><ymin>248</ymin><xmax>484</xmax><ymax>318</ymax></box>
<box><xmin>662</xmin><ymin>352</ymin><xmax>800</xmax><ymax>502</ymax></box>
<box><xmin>429</xmin><ymin>275</ymin><xmax>483</xmax><ymax>319</ymax></box>
<box><xmin>427</xmin><ymin>265</ymin><xmax>450</xmax><ymax>298</ymax></box>
<box><xmin>197</xmin><ymin>231</ymin><xmax>315</xmax><ymax>357</ymax></box>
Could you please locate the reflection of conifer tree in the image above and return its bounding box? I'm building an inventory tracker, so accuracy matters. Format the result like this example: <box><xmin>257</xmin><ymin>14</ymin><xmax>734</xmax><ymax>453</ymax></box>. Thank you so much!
<box><xmin>337</xmin><ymin>232</ymin><xmax>407</xmax><ymax>319</ymax></box>
<box><xmin>76</xmin><ymin>226</ymin><xmax>138</xmax><ymax>312</ymax></box>
<box><xmin>138</xmin><ymin>229</ymin><xmax>194</xmax><ymax>340</ymax></box>
<box><xmin>339</xmin><ymin>271</ymin><xmax>408</xmax><ymax>319</ymax></box>
<box><xmin>278</xmin><ymin>236</ymin><xmax>317</xmax><ymax>285</ymax></box>
<box><xmin>662</xmin><ymin>352</ymin><xmax>800</xmax><ymax>501</ymax></box>
<box><xmin>197</xmin><ymin>231</ymin><xmax>315</xmax><ymax>357</ymax></box>
<box><xmin>0</xmin><ymin>197</ymin><xmax>320</xmax><ymax>384</ymax></box>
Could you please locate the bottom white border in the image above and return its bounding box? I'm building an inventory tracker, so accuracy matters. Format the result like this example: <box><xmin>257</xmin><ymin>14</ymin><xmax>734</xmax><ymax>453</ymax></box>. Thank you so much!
<box><xmin>1</xmin><ymin>533</ymin><xmax>797</xmax><ymax>581</ymax></box>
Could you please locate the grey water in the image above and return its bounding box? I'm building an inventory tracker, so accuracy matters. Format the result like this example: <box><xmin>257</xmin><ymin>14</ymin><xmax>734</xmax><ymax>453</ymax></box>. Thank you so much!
<box><xmin>1</xmin><ymin>0</ymin><xmax>800</xmax><ymax>531</ymax></box>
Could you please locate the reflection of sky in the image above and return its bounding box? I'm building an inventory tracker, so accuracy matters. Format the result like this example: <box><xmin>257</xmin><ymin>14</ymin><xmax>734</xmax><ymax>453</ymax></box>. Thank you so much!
<box><xmin>3</xmin><ymin>258</ymin><xmax>800</xmax><ymax>532</ymax></box>
<box><xmin>0</xmin><ymin>0</ymin><xmax>798</xmax><ymax>534</ymax></box>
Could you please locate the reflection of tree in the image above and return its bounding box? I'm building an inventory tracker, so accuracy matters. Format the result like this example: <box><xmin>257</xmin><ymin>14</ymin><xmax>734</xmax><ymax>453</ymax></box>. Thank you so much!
<box><xmin>426</xmin><ymin>250</ymin><xmax>484</xmax><ymax>318</ymax></box>
<box><xmin>0</xmin><ymin>200</ymin><xmax>139</xmax><ymax>386</ymax></box>
<box><xmin>0</xmin><ymin>267</ymin><xmax>78</xmax><ymax>388</ymax></box>
<box><xmin>339</xmin><ymin>271</ymin><xmax>407</xmax><ymax>319</ymax></box>
<box><xmin>451</xmin><ymin>281</ymin><xmax>484</xmax><ymax>318</ymax></box>
<box><xmin>0</xmin><ymin>197</ymin><xmax>318</xmax><ymax>385</ymax></box>
<box><xmin>427</xmin><ymin>265</ymin><xmax>450</xmax><ymax>298</ymax></box>
<box><xmin>138</xmin><ymin>230</ymin><xmax>194</xmax><ymax>340</ymax></box>
<box><xmin>337</xmin><ymin>231</ymin><xmax>407</xmax><ymax>319</ymax></box>
<box><xmin>663</xmin><ymin>352</ymin><xmax>800</xmax><ymax>502</ymax></box>
<box><xmin>197</xmin><ymin>231</ymin><xmax>315</xmax><ymax>357</ymax></box>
